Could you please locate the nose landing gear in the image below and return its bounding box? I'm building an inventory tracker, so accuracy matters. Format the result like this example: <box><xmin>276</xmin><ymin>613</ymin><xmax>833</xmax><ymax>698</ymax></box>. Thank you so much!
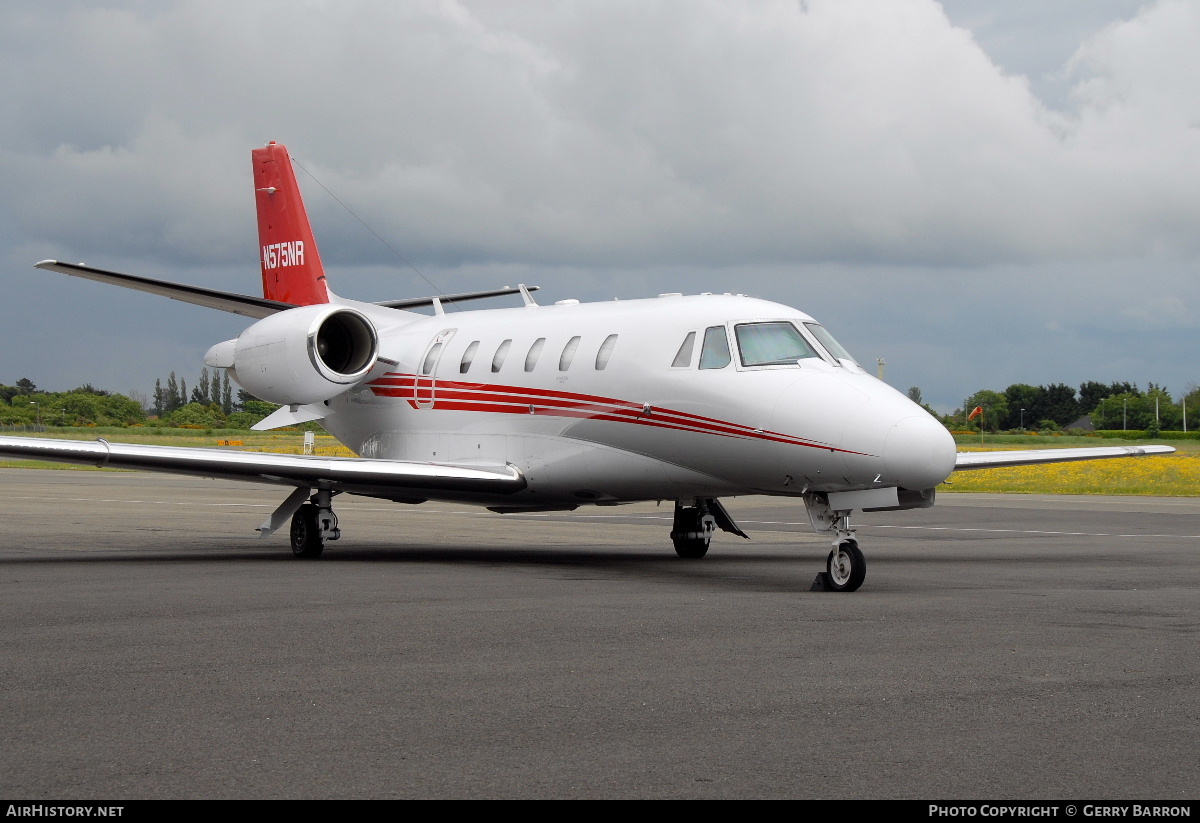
<box><xmin>805</xmin><ymin>493</ymin><xmax>866</xmax><ymax>592</ymax></box>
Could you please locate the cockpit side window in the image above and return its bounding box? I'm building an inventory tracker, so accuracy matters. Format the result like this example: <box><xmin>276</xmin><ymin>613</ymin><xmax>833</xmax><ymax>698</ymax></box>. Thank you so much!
<box><xmin>698</xmin><ymin>326</ymin><xmax>732</xmax><ymax>370</ymax></box>
<box><xmin>734</xmin><ymin>322</ymin><xmax>819</xmax><ymax>367</ymax></box>
<box><xmin>671</xmin><ymin>332</ymin><xmax>696</xmax><ymax>368</ymax></box>
<box><xmin>804</xmin><ymin>323</ymin><xmax>858</xmax><ymax>365</ymax></box>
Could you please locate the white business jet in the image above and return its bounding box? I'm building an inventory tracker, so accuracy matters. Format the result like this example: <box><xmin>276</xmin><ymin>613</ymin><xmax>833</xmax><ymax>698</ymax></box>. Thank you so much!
<box><xmin>0</xmin><ymin>142</ymin><xmax>1174</xmax><ymax>591</ymax></box>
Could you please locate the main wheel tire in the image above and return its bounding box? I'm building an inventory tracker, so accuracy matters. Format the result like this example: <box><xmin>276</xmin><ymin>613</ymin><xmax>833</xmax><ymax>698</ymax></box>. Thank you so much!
<box><xmin>671</xmin><ymin>506</ymin><xmax>712</xmax><ymax>558</ymax></box>
<box><xmin>673</xmin><ymin>536</ymin><xmax>710</xmax><ymax>559</ymax></box>
<box><xmin>825</xmin><ymin>541</ymin><xmax>866</xmax><ymax>592</ymax></box>
<box><xmin>290</xmin><ymin>503</ymin><xmax>325</xmax><ymax>559</ymax></box>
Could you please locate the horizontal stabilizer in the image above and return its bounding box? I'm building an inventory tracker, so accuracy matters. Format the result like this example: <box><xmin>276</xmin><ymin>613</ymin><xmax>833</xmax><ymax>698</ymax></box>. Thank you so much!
<box><xmin>36</xmin><ymin>260</ymin><xmax>536</xmax><ymax>317</ymax></box>
<box><xmin>35</xmin><ymin>260</ymin><xmax>295</xmax><ymax>318</ymax></box>
<box><xmin>377</xmin><ymin>285</ymin><xmax>540</xmax><ymax>310</ymax></box>
<box><xmin>954</xmin><ymin>444</ymin><xmax>1175</xmax><ymax>471</ymax></box>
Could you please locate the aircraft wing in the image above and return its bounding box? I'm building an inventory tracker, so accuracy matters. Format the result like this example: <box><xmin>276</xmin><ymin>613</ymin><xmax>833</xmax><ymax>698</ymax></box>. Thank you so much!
<box><xmin>0</xmin><ymin>436</ymin><xmax>525</xmax><ymax>498</ymax></box>
<box><xmin>954</xmin><ymin>444</ymin><xmax>1175</xmax><ymax>471</ymax></box>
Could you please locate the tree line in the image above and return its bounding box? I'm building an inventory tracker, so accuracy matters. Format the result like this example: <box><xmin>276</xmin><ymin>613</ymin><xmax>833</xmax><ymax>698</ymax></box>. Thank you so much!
<box><xmin>945</xmin><ymin>380</ymin><xmax>1199</xmax><ymax>434</ymax></box>
<box><xmin>1</xmin><ymin>369</ymin><xmax>280</xmax><ymax>430</ymax></box>
<box><xmin>153</xmin><ymin>368</ymin><xmax>234</xmax><ymax>416</ymax></box>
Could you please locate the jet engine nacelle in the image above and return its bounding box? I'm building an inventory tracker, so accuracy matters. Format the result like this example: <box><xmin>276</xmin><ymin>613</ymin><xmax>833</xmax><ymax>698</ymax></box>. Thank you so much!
<box><xmin>206</xmin><ymin>305</ymin><xmax>379</xmax><ymax>405</ymax></box>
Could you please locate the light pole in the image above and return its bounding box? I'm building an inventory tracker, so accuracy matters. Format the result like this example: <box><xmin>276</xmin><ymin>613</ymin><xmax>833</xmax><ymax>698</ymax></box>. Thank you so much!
<box><xmin>62</xmin><ymin>408</ymin><xmax>67</xmax><ymax>426</ymax></box>
<box><xmin>1123</xmin><ymin>397</ymin><xmax>1127</xmax><ymax>432</ymax></box>
<box><xmin>29</xmin><ymin>401</ymin><xmax>40</xmax><ymax>428</ymax></box>
<box><xmin>1020</xmin><ymin>408</ymin><xmax>1025</xmax><ymax>431</ymax></box>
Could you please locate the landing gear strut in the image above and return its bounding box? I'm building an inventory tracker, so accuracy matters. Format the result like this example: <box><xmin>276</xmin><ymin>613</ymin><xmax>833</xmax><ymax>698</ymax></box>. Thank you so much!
<box><xmin>671</xmin><ymin>499</ymin><xmax>717</xmax><ymax>558</ymax></box>
<box><xmin>805</xmin><ymin>493</ymin><xmax>867</xmax><ymax>592</ymax></box>
<box><xmin>289</xmin><ymin>489</ymin><xmax>340</xmax><ymax>559</ymax></box>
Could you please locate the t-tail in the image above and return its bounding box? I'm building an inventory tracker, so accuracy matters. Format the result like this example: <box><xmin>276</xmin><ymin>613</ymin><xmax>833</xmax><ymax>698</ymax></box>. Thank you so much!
<box><xmin>252</xmin><ymin>141</ymin><xmax>331</xmax><ymax>306</ymax></box>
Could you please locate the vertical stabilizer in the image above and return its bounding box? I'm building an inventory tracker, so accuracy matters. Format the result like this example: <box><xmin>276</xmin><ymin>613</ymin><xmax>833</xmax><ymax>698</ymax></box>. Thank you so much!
<box><xmin>252</xmin><ymin>141</ymin><xmax>331</xmax><ymax>305</ymax></box>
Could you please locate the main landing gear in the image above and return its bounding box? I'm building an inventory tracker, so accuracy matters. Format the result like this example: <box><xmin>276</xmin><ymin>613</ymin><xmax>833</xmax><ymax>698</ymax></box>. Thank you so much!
<box><xmin>670</xmin><ymin>498</ymin><xmax>749</xmax><ymax>559</ymax></box>
<box><xmin>671</xmin><ymin>500</ymin><xmax>718</xmax><ymax>558</ymax></box>
<box><xmin>288</xmin><ymin>489</ymin><xmax>341</xmax><ymax>559</ymax></box>
<box><xmin>804</xmin><ymin>493</ymin><xmax>866</xmax><ymax>592</ymax></box>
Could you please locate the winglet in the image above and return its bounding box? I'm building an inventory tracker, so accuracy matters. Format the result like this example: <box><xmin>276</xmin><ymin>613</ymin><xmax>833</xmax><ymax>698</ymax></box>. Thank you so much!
<box><xmin>252</xmin><ymin>141</ymin><xmax>331</xmax><ymax>306</ymax></box>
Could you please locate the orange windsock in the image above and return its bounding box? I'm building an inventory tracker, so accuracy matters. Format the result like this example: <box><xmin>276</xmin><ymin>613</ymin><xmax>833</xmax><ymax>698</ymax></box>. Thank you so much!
<box><xmin>967</xmin><ymin>406</ymin><xmax>984</xmax><ymax>421</ymax></box>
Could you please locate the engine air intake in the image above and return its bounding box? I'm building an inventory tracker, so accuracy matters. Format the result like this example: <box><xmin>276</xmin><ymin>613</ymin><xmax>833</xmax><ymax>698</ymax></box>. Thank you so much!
<box><xmin>312</xmin><ymin>310</ymin><xmax>377</xmax><ymax>380</ymax></box>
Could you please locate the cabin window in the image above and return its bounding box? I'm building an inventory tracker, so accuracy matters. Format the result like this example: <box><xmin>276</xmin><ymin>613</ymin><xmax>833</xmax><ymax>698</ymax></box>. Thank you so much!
<box><xmin>491</xmin><ymin>339</ymin><xmax>512</xmax><ymax>373</ymax></box>
<box><xmin>421</xmin><ymin>342</ymin><xmax>443</xmax><ymax>375</ymax></box>
<box><xmin>559</xmin><ymin>336</ymin><xmax>581</xmax><ymax>371</ymax></box>
<box><xmin>735</xmin><ymin>322</ymin><xmax>819</xmax><ymax>367</ymax></box>
<box><xmin>698</xmin><ymin>326</ymin><xmax>731</xmax><ymax>370</ymax></box>
<box><xmin>804</xmin><ymin>323</ymin><xmax>858</xmax><ymax>365</ymax></box>
<box><xmin>595</xmin><ymin>334</ymin><xmax>618</xmax><ymax>370</ymax></box>
<box><xmin>671</xmin><ymin>332</ymin><xmax>696</xmax><ymax>368</ymax></box>
<box><xmin>459</xmin><ymin>341</ymin><xmax>480</xmax><ymax>374</ymax></box>
<box><xmin>525</xmin><ymin>338</ymin><xmax>546</xmax><ymax>372</ymax></box>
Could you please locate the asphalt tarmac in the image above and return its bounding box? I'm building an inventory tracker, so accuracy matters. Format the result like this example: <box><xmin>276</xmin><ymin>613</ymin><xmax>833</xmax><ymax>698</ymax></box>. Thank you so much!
<box><xmin>2</xmin><ymin>469</ymin><xmax>1197</xmax><ymax>799</ymax></box>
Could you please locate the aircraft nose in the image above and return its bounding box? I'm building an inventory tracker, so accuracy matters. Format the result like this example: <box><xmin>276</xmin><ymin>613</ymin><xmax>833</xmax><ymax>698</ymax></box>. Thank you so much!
<box><xmin>884</xmin><ymin>414</ymin><xmax>957</xmax><ymax>490</ymax></box>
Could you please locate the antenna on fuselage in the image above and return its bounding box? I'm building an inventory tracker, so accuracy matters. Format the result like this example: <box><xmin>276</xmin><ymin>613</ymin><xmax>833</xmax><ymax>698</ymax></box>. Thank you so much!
<box><xmin>518</xmin><ymin>284</ymin><xmax>538</xmax><ymax>307</ymax></box>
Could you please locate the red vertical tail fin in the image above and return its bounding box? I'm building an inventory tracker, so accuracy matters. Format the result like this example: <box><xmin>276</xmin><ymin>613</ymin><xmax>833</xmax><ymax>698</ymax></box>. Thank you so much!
<box><xmin>252</xmin><ymin>141</ymin><xmax>331</xmax><ymax>306</ymax></box>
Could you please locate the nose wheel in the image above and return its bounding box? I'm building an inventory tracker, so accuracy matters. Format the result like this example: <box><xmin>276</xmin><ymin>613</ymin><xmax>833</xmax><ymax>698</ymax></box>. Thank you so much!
<box><xmin>826</xmin><ymin>540</ymin><xmax>866</xmax><ymax>592</ymax></box>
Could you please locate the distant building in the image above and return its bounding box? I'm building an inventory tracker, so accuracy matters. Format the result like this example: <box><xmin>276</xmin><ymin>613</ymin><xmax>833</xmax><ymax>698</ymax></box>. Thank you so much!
<box><xmin>1065</xmin><ymin>415</ymin><xmax>1095</xmax><ymax>432</ymax></box>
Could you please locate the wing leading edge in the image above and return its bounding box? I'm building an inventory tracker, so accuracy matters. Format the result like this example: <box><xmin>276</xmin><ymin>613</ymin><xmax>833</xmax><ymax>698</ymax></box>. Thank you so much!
<box><xmin>0</xmin><ymin>436</ymin><xmax>525</xmax><ymax>498</ymax></box>
<box><xmin>954</xmin><ymin>444</ymin><xmax>1175</xmax><ymax>471</ymax></box>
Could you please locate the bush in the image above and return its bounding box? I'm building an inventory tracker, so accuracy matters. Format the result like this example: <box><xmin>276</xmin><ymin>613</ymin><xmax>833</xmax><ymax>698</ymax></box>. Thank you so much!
<box><xmin>163</xmin><ymin>402</ymin><xmax>226</xmax><ymax>429</ymax></box>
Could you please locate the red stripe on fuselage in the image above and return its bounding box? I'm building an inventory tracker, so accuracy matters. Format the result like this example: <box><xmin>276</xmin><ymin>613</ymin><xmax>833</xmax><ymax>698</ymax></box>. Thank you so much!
<box><xmin>367</xmin><ymin>373</ymin><xmax>868</xmax><ymax>455</ymax></box>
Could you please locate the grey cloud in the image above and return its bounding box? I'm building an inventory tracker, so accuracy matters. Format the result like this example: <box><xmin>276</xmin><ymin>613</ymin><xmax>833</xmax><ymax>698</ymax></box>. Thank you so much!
<box><xmin>0</xmin><ymin>0</ymin><xmax>1195</xmax><ymax>410</ymax></box>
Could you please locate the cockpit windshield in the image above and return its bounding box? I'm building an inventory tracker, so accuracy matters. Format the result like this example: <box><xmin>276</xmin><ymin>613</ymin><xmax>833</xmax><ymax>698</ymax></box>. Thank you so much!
<box><xmin>803</xmin><ymin>322</ymin><xmax>858</xmax><ymax>365</ymax></box>
<box><xmin>734</xmin><ymin>322</ymin><xmax>820</xmax><ymax>367</ymax></box>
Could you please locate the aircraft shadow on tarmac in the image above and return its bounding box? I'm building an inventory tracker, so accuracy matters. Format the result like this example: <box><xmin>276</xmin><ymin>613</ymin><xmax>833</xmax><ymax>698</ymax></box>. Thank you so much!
<box><xmin>1</xmin><ymin>541</ymin><xmax>863</xmax><ymax>593</ymax></box>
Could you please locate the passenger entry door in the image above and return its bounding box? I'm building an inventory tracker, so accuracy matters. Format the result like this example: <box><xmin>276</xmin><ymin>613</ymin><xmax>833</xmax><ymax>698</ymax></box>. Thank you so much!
<box><xmin>414</xmin><ymin>330</ymin><xmax>455</xmax><ymax>409</ymax></box>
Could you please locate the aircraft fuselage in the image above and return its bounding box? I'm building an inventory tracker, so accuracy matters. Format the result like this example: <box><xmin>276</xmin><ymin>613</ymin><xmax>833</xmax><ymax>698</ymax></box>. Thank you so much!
<box><xmin>321</xmin><ymin>292</ymin><xmax>957</xmax><ymax>509</ymax></box>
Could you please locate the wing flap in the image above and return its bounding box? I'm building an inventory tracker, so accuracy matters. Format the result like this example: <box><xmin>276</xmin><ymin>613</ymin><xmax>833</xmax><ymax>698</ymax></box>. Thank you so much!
<box><xmin>954</xmin><ymin>444</ymin><xmax>1175</xmax><ymax>471</ymax></box>
<box><xmin>34</xmin><ymin>260</ymin><xmax>295</xmax><ymax>318</ymax></box>
<box><xmin>0</xmin><ymin>436</ymin><xmax>525</xmax><ymax>496</ymax></box>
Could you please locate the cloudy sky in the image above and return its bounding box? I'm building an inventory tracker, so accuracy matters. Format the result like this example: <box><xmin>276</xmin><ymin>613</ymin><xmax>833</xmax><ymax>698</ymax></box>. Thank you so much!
<box><xmin>1</xmin><ymin>0</ymin><xmax>1196</xmax><ymax>412</ymax></box>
